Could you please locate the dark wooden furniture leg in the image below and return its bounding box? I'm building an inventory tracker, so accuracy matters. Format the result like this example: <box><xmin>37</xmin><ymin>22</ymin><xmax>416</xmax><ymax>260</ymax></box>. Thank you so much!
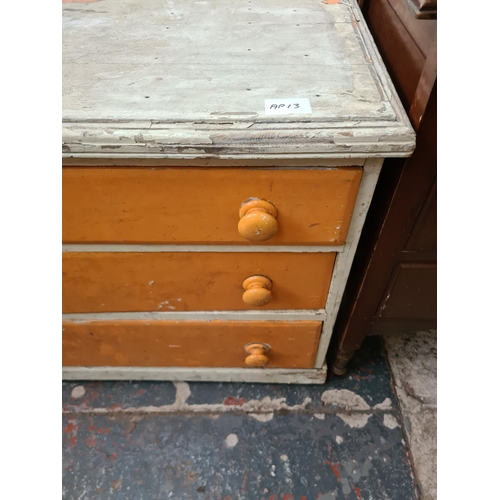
<box><xmin>332</xmin><ymin>348</ymin><xmax>356</xmax><ymax>376</ymax></box>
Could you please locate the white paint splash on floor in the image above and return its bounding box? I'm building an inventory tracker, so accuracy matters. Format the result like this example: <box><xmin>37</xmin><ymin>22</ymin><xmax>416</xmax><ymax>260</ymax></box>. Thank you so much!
<box><xmin>337</xmin><ymin>413</ymin><xmax>372</xmax><ymax>428</ymax></box>
<box><xmin>383</xmin><ymin>414</ymin><xmax>400</xmax><ymax>429</ymax></box>
<box><xmin>249</xmin><ymin>413</ymin><xmax>274</xmax><ymax>422</ymax></box>
<box><xmin>225</xmin><ymin>434</ymin><xmax>239</xmax><ymax>447</ymax></box>
<box><xmin>174</xmin><ymin>381</ymin><xmax>191</xmax><ymax>405</ymax></box>
<box><xmin>374</xmin><ymin>398</ymin><xmax>393</xmax><ymax>410</ymax></box>
<box><xmin>64</xmin><ymin>382</ymin><xmax>314</xmax><ymax>419</ymax></box>
<box><xmin>321</xmin><ymin>389</ymin><xmax>370</xmax><ymax>410</ymax></box>
<box><xmin>71</xmin><ymin>386</ymin><xmax>86</xmax><ymax>399</ymax></box>
<box><xmin>64</xmin><ymin>382</ymin><xmax>396</xmax><ymax>433</ymax></box>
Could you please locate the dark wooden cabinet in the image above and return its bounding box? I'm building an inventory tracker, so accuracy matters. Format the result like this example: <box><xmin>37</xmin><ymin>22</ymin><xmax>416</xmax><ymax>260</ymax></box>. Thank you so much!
<box><xmin>329</xmin><ymin>0</ymin><xmax>437</xmax><ymax>374</ymax></box>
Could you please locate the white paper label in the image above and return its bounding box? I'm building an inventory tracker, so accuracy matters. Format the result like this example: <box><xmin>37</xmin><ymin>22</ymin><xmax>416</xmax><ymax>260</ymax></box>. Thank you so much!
<box><xmin>264</xmin><ymin>98</ymin><xmax>312</xmax><ymax>115</ymax></box>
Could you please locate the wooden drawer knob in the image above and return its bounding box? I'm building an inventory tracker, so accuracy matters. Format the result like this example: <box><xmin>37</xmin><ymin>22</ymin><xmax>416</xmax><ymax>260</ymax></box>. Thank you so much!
<box><xmin>238</xmin><ymin>199</ymin><xmax>278</xmax><ymax>242</ymax></box>
<box><xmin>244</xmin><ymin>343</ymin><xmax>270</xmax><ymax>367</ymax></box>
<box><xmin>242</xmin><ymin>275</ymin><xmax>272</xmax><ymax>307</ymax></box>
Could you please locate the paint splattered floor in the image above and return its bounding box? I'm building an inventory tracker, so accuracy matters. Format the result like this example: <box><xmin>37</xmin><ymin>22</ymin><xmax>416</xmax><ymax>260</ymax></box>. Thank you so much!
<box><xmin>62</xmin><ymin>337</ymin><xmax>418</xmax><ymax>499</ymax></box>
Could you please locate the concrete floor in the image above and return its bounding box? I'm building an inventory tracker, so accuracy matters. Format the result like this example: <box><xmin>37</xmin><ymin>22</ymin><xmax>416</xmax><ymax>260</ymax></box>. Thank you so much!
<box><xmin>383</xmin><ymin>331</ymin><xmax>437</xmax><ymax>500</ymax></box>
<box><xmin>63</xmin><ymin>335</ymin><xmax>435</xmax><ymax>499</ymax></box>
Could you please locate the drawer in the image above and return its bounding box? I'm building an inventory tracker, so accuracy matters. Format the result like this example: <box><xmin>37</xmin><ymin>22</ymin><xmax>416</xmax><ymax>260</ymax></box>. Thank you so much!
<box><xmin>62</xmin><ymin>320</ymin><xmax>322</xmax><ymax>368</ymax></box>
<box><xmin>62</xmin><ymin>252</ymin><xmax>335</xmax><ymax>313</ymax></box>
<box><xmin>62</xmin><ymin>167</ymin><xmax>362</xmax><ymax>245</ymax></box>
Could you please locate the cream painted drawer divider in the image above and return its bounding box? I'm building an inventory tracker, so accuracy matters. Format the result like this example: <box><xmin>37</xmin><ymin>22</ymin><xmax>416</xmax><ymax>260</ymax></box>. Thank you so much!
<box><xmin>62</xmin><ymin>244</ymin><xmax>346</xmax><ymax>253</ymax></box>
<box><xmin>63</xmin><ymin>311</ymin><xmax>327</xmax><ymax>321</ymax></box>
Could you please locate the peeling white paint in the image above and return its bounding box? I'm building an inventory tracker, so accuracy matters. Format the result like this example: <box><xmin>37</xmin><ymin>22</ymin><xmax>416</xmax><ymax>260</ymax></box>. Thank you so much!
<box><xmin>373</xmin><ymin>398</ymin><xmax>392</xmax><ymax>410</ymax></box>
<box><xmin>148</xmin><ymin>281</ymin><xmax>155</xmax><ymax>286</ymax></box>
<box><xmin>225</xmin><ymin>434</ymin><xmax>239</xmax><ymax>447</ymax></box>
<box><xmin>270</xmin><ymin>464</ymin><xmax>276</xmax><ymax>477</ymax></box>
<box><xmin>383</xmin><ymin>414</ymin><xmax>399</xmax><ymax>429</ymax></box>
<box><xmin>336</xmin><ymin>435</ymin><xmax>344</xmax><ymax>444</ymax></box>
<box><xmin>314</xmin><ymin>413</ymin><xmax>326</xmax><ymax>420</ymax></box>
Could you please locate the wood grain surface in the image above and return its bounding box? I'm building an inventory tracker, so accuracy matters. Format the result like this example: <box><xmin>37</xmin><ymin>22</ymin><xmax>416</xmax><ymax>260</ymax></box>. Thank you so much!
<box><xmin>62</xmin><ymin>320</ymin><xmax>322</xmax><ymax>368</ymax></box>
<box><xmin>62</xmin><ymin>0</ymin><xmax>415</xmax><ymax>159</ymax></box>
<box><xmin>62</xmin><ymin>0</ymin><xmax>395</xmax><ymax>123</ymax></box>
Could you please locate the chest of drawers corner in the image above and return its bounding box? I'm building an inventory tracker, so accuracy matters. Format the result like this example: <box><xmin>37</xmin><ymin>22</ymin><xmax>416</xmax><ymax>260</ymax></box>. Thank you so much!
<box><xmin>62</xmin><ymin>0</ymin><xmax>415</xmax><ymax>384</ymax></box>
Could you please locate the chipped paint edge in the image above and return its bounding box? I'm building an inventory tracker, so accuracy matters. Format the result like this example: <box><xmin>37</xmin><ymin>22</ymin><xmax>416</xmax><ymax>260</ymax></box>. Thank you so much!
<box><xmin>61</xmin><ymin>0</ymin><xmax>415</xmax><ymax>159</ymax></box>
<box><xmin>62</xmin><ymin>157</ymin><xmax>366</xmax><ymax>167</ymax></box>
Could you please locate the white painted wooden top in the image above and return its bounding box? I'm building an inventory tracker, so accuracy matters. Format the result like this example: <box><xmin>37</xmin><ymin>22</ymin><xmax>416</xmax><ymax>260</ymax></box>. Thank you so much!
<box><xmin>62</xmin><ymin>0</ymin><xmax>415</xmax><ymax>159</ymax></box>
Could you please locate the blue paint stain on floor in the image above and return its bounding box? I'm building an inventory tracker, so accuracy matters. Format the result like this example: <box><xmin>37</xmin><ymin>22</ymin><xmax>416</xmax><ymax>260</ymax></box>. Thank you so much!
<box><xmin>62</xmin><ymin>337</ymin><xmax>416</xmax><ymax>499</ymax></box>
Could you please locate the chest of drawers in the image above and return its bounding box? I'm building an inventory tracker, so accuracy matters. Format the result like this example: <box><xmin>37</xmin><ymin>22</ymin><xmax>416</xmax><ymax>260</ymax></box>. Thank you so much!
<box><xmin>62</xmin><ymin>0</ymin><xmax>415</xmax><ymax>383</ymax></box>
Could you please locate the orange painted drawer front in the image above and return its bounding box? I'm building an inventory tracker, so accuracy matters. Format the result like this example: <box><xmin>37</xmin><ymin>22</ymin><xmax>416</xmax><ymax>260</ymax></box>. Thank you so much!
<box><xmin>62</xmin><ymin>167</ymin><xmax>362</xmax><ymax>245</ymax></box>
<box><xmin>62</xmin><ymin>252</ymin><xmax>335</xmax><ymax>313</ymax></box>
<box><xmin>62</xmin><ymin>320</ymin><xmax>322</xmax><ymax>368</ymax></box>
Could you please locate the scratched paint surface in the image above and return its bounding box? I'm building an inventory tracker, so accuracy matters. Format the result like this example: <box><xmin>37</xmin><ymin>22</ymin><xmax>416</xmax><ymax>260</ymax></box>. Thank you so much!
<box><xmin>62</xmin><ymin>337</ymin><xmax>416</xmax><ymax>499</ymax></box>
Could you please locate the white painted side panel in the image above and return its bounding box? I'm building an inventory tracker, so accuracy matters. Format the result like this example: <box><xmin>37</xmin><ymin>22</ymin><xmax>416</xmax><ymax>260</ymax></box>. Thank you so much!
<box><xmin>314</xmin><ymin>158</ymin><xmax>384</xmax><ymax>368</ymax></box>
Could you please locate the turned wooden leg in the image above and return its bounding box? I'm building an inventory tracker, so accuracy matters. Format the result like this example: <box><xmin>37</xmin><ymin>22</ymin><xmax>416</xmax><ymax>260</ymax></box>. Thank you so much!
<box><xmin>332</xmin><ymin>348</ymin><xmax>356</xmax><ymax>375</ymax></box>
